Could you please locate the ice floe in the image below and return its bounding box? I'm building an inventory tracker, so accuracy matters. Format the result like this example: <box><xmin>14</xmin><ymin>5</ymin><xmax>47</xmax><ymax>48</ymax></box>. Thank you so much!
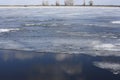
<box><xmin>111</xmin><ymin>21</ymin><xmax>120</xmax><ymax>24</ymax></box>
<box><xmin>0</xmin><ymin>28</ymin><xmax>20</xmax><ymax>33</ymax></box>
<box><xmin>94</xmin><ymin>62</ymin><xmax>120</xmax><ymax>74</ymax></box>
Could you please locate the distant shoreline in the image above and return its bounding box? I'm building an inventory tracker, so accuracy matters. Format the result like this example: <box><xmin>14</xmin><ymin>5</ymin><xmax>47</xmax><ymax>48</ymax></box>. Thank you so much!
<box><xmin>0</xmin><ymin>5</ymin><xmax>120</xmax><ymax>8</ymax></box>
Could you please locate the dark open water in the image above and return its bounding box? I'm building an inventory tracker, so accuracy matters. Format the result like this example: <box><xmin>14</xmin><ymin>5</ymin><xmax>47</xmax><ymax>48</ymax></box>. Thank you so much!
<box><xmin>0</xmin><ymin>7</ymin><xmax>120</xmax><ymax>80</ymax></box>
<box><xmin>0</xmin><ymin>49</ymin><xmax>120</xmax><ymax>80</ymax></box>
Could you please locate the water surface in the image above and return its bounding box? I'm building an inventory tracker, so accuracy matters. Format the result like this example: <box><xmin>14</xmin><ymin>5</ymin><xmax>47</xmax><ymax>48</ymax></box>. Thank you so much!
<box><xmin>0</xmin><ymin>7</ymin><xmax>120</xmax><ymax>79</ymax></box>
<box><xmin>0</xmin><ymin>49</ymin><xmax>120</xmax><ymax>80</ymax></box>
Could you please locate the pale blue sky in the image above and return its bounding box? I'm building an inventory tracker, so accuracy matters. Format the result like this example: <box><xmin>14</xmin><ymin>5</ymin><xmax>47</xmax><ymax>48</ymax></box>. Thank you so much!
<box><xmin>0</xmin><ymin>0</ymin><xmax>120</xmax><ymax>5</ymax></box>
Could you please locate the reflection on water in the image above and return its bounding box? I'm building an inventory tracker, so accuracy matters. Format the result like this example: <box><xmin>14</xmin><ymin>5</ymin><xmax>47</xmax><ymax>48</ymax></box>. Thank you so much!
<box><xmin>0</xmin><ymin>49</ymin><xmax>120</xmax><ymax>80</ymax></box>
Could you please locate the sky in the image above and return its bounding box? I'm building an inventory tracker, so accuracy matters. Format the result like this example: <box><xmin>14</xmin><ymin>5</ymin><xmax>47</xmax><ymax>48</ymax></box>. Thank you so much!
<box><xmin>0</xmin><ymin>0</ymin><xmax>120</xmax><ymax>5</ymax></box>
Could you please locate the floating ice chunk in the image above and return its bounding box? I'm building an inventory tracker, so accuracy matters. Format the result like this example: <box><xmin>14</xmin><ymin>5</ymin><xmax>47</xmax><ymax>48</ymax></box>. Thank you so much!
<box><xmin>94</xmin><ymin>62</ymin><xmax>120</xmax><ymax>74</ymax></box>
<box><xmin>0</xmin><ymin>28</ymin><xmax>20</xmax><ymax>33</ymax></box>
<box><xmin>111</xmin><ymin>21</ymin><xmax>120</xmax><ymax>24</ymax></box>
<box><xmin>93</xmin><ymin>42</ymin><xmax>120</xmax><ymax>51</ymax></box>
<box><xmin>94</xmin><ymin>44</ymin><xmax>115</xmax><ymax>50</ymax></box>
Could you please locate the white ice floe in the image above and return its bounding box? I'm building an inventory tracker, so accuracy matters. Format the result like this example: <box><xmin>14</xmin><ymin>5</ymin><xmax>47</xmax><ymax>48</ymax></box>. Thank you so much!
<box><xmin>111</xmin><ymin>21</ymin><xmax>120</xmax><ymax>24</ymax></box>
<box><xmin>92</xmin><ymin>40</ymin><xmax>120</xmax><ymax>51</ymax></box>
<box><xmin>93</xmin><ymin>43</ymin><xmax>119</xmax><ymax>51</ymax></box>
<box><xmin>0</xmin><ymin>28</ymin><xmax>20</xmax><ymax>33</ymax></box>
<box><xmin>0</xmin><ymin>38</ymin><xmax>120</xmax><ymax>56</ymax></box>
<box><xmin>94</xmin><ymin>62</ymin><xmax>120</xmax><ymax>74</ymax></box>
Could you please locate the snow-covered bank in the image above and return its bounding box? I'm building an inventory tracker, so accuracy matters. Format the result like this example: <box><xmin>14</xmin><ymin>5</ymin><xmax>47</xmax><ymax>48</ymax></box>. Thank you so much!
<box><xmin>0</xmin><ymin>6</ymin><xmax>119</xmax><ymax>9</ymax></box>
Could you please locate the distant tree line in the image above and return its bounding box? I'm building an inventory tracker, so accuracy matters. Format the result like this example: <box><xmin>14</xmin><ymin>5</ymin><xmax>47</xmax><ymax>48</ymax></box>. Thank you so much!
<box><xmin>42</xmin><ymin>0</ymin><xmax>93</xmax><ymax>6</ymax></box>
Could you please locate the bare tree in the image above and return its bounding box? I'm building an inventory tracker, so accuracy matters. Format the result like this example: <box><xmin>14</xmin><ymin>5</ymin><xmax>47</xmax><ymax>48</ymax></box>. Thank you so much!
<box><xmin>64</xmin><ymin>0</ymin><xmax>74</xmax><ymax>6</ymax></box>
<box><xmin>89</xmin><ymin>0</ymin><xmax>93</xmax><ymax>6</ymax></box>
<box><xmin>45</xmin><ymin>0</ymin><xmax>49</xmax><ymax>6</ymax></box>
<box><xmin>83</xmin><ymin>0</ymin><xmax>86</xmax><ymax>6</ymax></box>
<box><xmin>42</xmin><ymin>0</ymin><xmax>45</xmax><ymax>6</ymax></box>
<box><xmin>42</xmin><ymin>0</ymin><xmax>49</xmax><ymax>6</ymax></box>
<box><xmin>64</xmin><ymin>0</ymin><xmax>67</xmax><ymax>6</ymax></box>
<box><xmin>56</xmin><ymin>0</ymin><xmax>60</xmax><ymax>6</ymax></box>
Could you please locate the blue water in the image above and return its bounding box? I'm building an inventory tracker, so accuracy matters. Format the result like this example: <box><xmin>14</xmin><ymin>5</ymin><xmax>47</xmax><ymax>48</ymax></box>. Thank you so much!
<box><xmin>0</xmin><ymin>7</ymin><xmax>120</xmax><ymax>75</ymax></box>
<box><xmin>0</xmin><ymin>49</ymin><xmax>120</xmax><ymax>80</ymax></box>
<box><xmin>0</xmin><ymin>7</ymin><xmax>120</xmax><ymax>54</ymax></box>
